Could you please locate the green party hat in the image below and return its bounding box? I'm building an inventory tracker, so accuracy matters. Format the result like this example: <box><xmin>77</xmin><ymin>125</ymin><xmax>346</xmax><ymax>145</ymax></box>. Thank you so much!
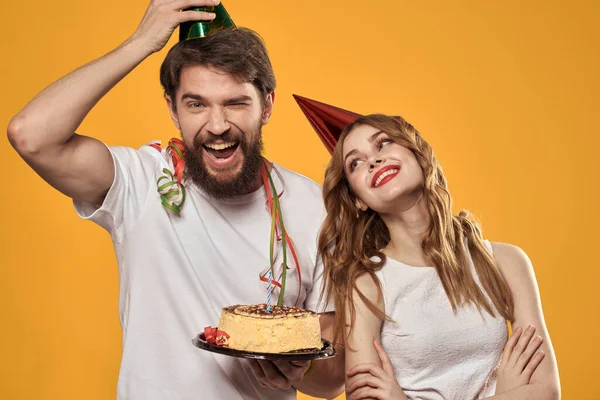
<box><xmin>179</xmin><ymin>3</ymin><xmax>236</xmax><ymax>41</ymax></box>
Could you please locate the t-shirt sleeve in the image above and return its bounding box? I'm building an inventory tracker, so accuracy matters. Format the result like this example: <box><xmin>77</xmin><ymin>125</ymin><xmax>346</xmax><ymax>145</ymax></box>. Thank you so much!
<box><xmin>304</xmin><ymin>254</ymin><xmax>335</xmax><ymax>314</ymax></box>
<box><xmin>73</xmin><ymin>145</ymin><xmax>160</xmax><ymax>243</ymax></box>
<box><xmin>304</xmin><ymin>200</ymin><xmax>335</xmax><ymax>314</ymax></box>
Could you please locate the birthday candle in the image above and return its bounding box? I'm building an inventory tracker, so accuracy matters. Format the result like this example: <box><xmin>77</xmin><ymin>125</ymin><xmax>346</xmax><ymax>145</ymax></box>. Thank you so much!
<box><xmin>266</xmin><ymin>269</ymin><xmax>273</xmax><ymax>312</ymax></box>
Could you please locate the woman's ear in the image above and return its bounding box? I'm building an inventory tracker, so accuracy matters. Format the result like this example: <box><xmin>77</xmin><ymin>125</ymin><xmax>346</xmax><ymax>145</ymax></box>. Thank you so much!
<box><xmin>355</xmin><ymin>198</ymin><xmax>368</xmax><ymax>212</ymax></box>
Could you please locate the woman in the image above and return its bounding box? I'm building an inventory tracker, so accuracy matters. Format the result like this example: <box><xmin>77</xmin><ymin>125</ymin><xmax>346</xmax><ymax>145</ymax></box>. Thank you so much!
<box><xmin>317</xmin><ymin>114</ymin><xmax>560</xmax><ymax>399</ymax></box>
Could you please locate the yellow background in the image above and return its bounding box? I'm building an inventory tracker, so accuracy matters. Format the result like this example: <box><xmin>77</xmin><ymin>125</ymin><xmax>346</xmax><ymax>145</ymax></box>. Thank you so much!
<box><xmin>1</xmin><ymin>0</ymin><xmax>598</xmax><ymax>399</ymax></box>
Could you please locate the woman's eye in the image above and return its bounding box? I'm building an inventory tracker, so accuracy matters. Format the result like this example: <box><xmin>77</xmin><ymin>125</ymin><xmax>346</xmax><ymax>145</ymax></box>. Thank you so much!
<box><xmin>350</xmin><ymin>159</ymin><xmax>362</xmax><ymax>171</ymax></box>
<box><xmin>378</xmin><ymin>139</ymin><xmax>392</xmax><ymax>150</ymax></box>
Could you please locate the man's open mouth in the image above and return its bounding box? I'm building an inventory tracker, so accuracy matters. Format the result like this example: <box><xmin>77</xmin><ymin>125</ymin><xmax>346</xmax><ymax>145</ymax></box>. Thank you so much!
<box><xmin>204</xmin><ymin>141</ymin><xmax>239</xmax><ymax>159</ymax></box>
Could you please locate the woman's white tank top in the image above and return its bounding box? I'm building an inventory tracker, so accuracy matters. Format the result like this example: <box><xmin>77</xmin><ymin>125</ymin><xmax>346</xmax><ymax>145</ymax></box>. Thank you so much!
<box><xmin>374</xmin><ymin>240</ymin><xmax>507</xmax><ymax>400</ymax></box>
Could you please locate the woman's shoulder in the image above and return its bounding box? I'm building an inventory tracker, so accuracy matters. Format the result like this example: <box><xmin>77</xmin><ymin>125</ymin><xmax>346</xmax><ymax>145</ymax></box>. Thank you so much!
<box><xmin>490</xmin><ymin>242</ymin><xmax>529</xmax><ymax>262</ymax></box>
<box><xmin>355</xmin><ymin>272</ymin><xmax>382</xmax><ymax>299</ymax></box>
<box><xmin>352</xmin><ymin>272</ymin><xmax>385</xmax><ymax>314</ymax></box>
<box><xmin>489</xmin><ymin>242</ymin><xmax>535</xmax><ymax>283</ymax></box>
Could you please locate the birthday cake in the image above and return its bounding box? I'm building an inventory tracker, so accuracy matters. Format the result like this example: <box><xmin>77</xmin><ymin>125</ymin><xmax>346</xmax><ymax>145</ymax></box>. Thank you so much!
<box><xmin>216</xmin><ymin>304</ymin><xmax>322</xmax><ymax>353</ymax></box>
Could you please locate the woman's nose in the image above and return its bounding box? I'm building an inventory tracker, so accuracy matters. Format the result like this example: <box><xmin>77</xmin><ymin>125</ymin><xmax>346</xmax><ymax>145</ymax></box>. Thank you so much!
<box><xmin>369</xmin><ymin>158</ymin><xmax>385</xmax><ymax>171</ymax></box>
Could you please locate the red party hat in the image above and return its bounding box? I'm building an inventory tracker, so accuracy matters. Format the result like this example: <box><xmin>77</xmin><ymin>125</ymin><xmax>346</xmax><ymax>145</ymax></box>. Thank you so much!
<box><xmin>293</xmin><ymin>95</ymin><xmax>362</xmax><ymax>154</ymax></box>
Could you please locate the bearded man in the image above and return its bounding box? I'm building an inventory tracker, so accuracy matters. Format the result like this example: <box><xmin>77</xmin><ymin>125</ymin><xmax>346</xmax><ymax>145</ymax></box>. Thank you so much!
<box><xmin>7</xmin><ymin>1</ymin><xmax>344</xmax><ymax>399</ymax></box>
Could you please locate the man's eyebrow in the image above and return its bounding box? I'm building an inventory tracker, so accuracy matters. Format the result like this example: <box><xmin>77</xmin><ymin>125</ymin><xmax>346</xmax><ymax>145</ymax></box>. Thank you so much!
<box><xmin>180</xmin><ymin>92</ymin><xmax>206</xmax><ymax>102</ymax></box>
<box><xmin>224</xmin><ymin>95</ymin><xmax>253</xmax><ymax>105</ymax></box>
<box><xmin>179</xmin><ymin>93</ymin><xmax>253</xmax><ymax>105</ymax></box>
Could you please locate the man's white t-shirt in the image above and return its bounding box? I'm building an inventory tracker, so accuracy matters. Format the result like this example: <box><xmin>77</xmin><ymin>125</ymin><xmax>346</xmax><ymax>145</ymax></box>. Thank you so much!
<box><xmin>75</xmin><ymin>143</ymin><xmax>332</xmax><ymax>400</ymax></box>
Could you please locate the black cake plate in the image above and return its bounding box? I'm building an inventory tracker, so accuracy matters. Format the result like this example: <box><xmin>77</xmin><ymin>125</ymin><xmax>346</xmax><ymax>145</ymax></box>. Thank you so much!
<box><xmin>192</xmin><ymin>333</ymin><xmax>336</xmax><ymax>361</ymax></box>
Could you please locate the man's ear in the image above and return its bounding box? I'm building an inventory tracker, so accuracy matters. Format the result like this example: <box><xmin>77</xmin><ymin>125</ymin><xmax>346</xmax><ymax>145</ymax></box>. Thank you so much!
<box><xmin>166</xmin><ymin>95</ymin><xmax>180</xmax><ymax>130</ymax></box>
<box><xmin>261</xmin><ymin>91</ymin><xmax>275</xmax><ymax>125</ymax></box>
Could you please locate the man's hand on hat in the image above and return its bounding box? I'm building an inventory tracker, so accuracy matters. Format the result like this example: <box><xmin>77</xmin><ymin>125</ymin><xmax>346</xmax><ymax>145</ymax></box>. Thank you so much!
<box><xmin>130</xmin><ymin>0</ymin><xmax>220</xmax><ymax>54</ymax></box>
<box><xmin>248</xmin><ymin>359</ymin><xmax>311</xmax><ymax>391</ymax></box>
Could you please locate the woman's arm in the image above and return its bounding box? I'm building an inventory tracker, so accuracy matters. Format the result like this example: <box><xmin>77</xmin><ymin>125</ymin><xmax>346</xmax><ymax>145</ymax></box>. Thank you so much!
<box><xmin>345</xmin><ymin>273</ymin><xmax>385</xmax><ymax>380</ymax></box>
<box><xmin>344</xmin><ymin>273</ymin><xmax>406</xmax><ymax>400</ymax></box>
<box><xmin>487</xmin><ymin>242</ymin><xmax>561</xmax><ymax>400</ymax></box>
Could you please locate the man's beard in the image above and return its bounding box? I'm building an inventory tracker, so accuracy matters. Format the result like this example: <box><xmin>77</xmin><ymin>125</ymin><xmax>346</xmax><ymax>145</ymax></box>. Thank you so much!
<box><xmin>183</xmin><ymin>127</ymin><xmax>264</xmax><ymax>200</ymax></box>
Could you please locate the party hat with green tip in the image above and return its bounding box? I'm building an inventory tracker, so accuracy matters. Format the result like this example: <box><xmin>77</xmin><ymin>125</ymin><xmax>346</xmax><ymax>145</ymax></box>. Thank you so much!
<box><xmin>179</xmin><ymin>2</ymin><xmax>236</xmax><ymax>41</ymax></box>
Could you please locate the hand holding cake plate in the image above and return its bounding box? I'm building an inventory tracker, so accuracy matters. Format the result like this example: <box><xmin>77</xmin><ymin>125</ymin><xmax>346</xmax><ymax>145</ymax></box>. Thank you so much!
<box><xmin>192</xmin><ymin>304</ymin><xmax>336</xmax><ymax>361</ymax></box>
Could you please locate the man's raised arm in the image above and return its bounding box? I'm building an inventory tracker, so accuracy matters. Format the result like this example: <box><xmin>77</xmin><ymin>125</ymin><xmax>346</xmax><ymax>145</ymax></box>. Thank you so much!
<box><xmin>7</xmin><ymin>0</ymin><xmax>218</xmax><ymax>205</ymax></box>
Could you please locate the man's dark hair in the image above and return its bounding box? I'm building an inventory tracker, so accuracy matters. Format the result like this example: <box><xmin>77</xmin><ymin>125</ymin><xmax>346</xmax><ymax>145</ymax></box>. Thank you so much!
<box><xmin>160</xmin><ymin>28</ymin><xmax>276</xmax><ymax>108</ymax></box>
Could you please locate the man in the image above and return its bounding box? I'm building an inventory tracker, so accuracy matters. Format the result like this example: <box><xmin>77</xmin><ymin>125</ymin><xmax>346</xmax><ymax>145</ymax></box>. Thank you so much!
<box><xmin>7</xmin><ymin>1</ymin><xmax>344</xmax><ymax>399</ymax></box>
